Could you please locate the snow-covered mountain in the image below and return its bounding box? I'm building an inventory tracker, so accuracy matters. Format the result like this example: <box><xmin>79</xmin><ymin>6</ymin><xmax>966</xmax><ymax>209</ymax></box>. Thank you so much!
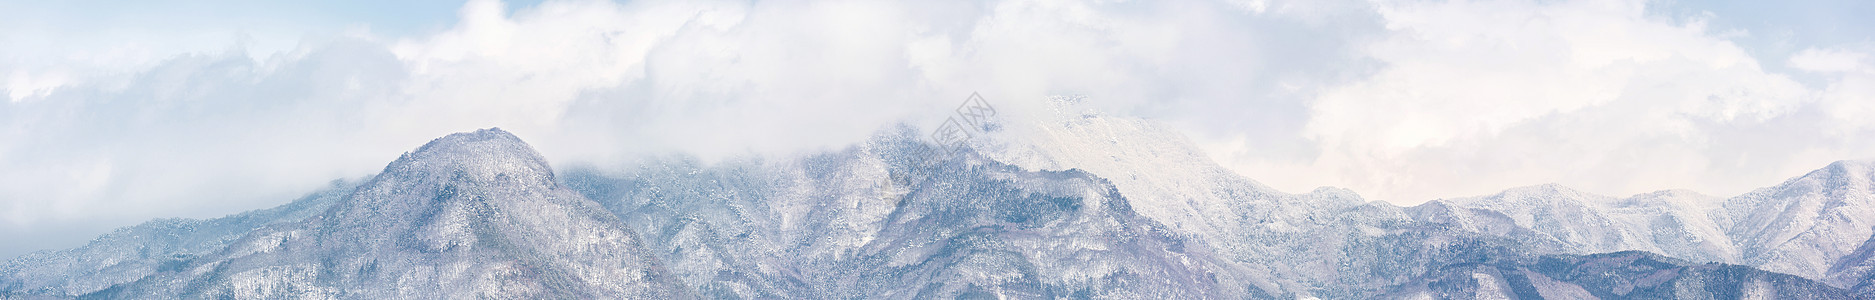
<box><xmin>553</xmin><ymin>119</ymin><xmax>1590</xmax><ymax>298</ymax></box>
<box><xmin>562</xmin><ymin>127</ymin><xmax>1266</xmax><ymax>298</ymax></box>
<box><xmin>4</xmin><ymin>111</ymin><xmax>1872</xmax><ymax>299</ymax></box>
<box><xmin>953</xmin><ymin>101</ymin><xmax>1869</xmax><ymax>297</ymax></box>
<box><xmin>1413</xmin><ymin>185</ymin><xmax>1741</xmax><ymax>265</ymax></box>
<box><xmin>1421</xmin><ymin>184</ymin><xmax>1661</xmax><ymax>257</ymax></box>
<box><xmin>977</xmin><ymin>98</ymin><xmax>1406</xmax><ymax>298</ymax></box>
<box><xmin>1602</xmin><ymin>189</ymin><xmax>1738</xmax><ymax>264</ymax></box>
<box><xmin>1416</xmin><ymin>159</ymin><xmax>1875</xmax><ymax>289</ymax></box>
<box><xmin>0</xmin><ymin>181</ymin><xmax>355</xmax><ymax>297</ymax></box>
<box><xmin>77</xmin><ymin>129</ymin><xmax>689</xmax><ymax>299</ymax></box>
<box><xmin>1724</xmin><ymin>160</ymin><xmax>1875</xmax><ymax>281</ymax></box>
<box><xmin>1830</xmin><ymin>233</ymin><xmax>1875</xmax><ymax>297</ymax></box>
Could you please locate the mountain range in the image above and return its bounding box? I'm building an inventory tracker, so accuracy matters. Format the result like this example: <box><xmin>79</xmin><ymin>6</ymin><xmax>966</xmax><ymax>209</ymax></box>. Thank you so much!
<box><xmin>4</xmin><ymin>101</ymin><xmax>1875</xmax><ymax>299</ymax></box>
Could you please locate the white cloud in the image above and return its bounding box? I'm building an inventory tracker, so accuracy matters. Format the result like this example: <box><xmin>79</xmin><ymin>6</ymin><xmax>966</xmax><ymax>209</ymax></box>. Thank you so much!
<box><xmin>3</xmin><ymin>0</ymin><xmax>1874</xmax><ymax>259</ymax></box>
<box><xmin>5</xmin><ymin>69</ymin><xmax>67</xmax><ymax>101</ymax></box>
<box><xmin>1790</xmin><ymin>47</ymin><xmax>1869</xmax><ymax>73</ymax></box>
<box><xmin>1803</xmin><ymin>47</ymin><xmax>1875</xmax><ymax>135</ymax></box>
<box><xmin>1208</xmin><ymin>0</ymin><xmax>1857</xmax><ymax>203</ymax></box>
<box><xmin>0</xmin><ymin>0</ymin><xmax>1344</xmax><ymax>258</ymax></box>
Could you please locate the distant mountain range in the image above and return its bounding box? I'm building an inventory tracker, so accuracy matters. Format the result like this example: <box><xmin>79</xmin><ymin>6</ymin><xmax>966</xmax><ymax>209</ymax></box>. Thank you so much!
<box><xmin>5</xmin><ymin>103</ymin><xmax>1875</xmax><ymax>299</ymax></box>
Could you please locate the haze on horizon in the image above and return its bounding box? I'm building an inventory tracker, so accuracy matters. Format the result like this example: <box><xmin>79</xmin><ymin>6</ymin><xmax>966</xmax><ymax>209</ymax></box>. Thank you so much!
<box><xmin>2</xmin><ymin>0</ymin><xmax>1872</xmax><ymax>259</ymax></box>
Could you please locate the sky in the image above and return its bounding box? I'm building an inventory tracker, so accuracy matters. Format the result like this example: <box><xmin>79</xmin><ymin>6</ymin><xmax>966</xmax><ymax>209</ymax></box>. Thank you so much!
<box><xmin>1</xmin><ymin>0</ymin><xmax>1871</xmax><ymax>259</ymax></box>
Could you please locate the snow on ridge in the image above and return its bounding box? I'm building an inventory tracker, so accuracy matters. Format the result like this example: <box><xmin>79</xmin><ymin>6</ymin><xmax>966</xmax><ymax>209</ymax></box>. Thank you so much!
<box><xmin>11</xmin><ymin>121</ymin><xmax>1875</xmax><ymax>298</ymax></box>
<box><xmin>381</xmin><ymin>127</ymin><xmax>554</xmax><ymax>186</ymax></box>
<box><xmin>975</xmin><ymin>98</ymin><xmax>1364</xmax><ymax>246</ymax></box>
<box><xmin>71</xmin><ymin>128</ymin><xmax>689</xmax><ymax>299</ymax></box>
<box><xmin>1426</xmin><ymin>158</ymin><xmax>1875</xmax><ymax>284</ymax></box>
<box><xmin>1723</xmin><ymin>159</ymin><xmax>1875</xmax><ymax>282</ymax></box>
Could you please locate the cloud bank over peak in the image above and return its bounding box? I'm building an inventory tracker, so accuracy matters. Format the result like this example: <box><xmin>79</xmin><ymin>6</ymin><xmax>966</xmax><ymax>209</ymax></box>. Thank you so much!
<box><xmin>2</xmin><ymin>0</ymin><xmax>1874</xmax><ymax>259</ymax></box>
<box><xmin>1286</xmin><ymin>0</ymin><xmax>1821</xmax><ymax>202</ymax></box>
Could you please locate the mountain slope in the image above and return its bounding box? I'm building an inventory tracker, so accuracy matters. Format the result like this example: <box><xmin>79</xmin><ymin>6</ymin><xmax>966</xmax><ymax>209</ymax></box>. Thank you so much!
<box><xmin>846</xmin><ymin>148</ymin><xmax>1259</xmax><ymax>298</ymax></box>
<box><xmin>972</xmin><ymin>105</ymin><xmax>1875</xmax><ymax>297</ymax></box>
<box><xmin>1419</xmin><ymin>185</ymin><xmax>1740</xmax><ymax>265</ymax></box>
<box><xmin>1434</xmin><ymin>184</ymin><xmax>1657</xmax><ymax>256</ymax></box>
<box><xmin>1379</xmin><ymin>251</ymin><xmax>1862</xmax><ymax>299</ymax></box>
<box><xmin>1601</xmin><ymin>189</ymin><xmax>1738</xmax><ymax>264</ymax></box>
<box><xmin>0</xmin><ymin>180</ymin><xmax>354</xmax><ymax>298</ymax></box>
<box><xmin>1723</xmin><ymin>160</ymin><xmax>1875</xmax><ymax>281</ymax></box>
<box><xmin>1406</xmin><ymin>160</ymin><xmax>1875</xmax><ymax>288</ymax></box>
<box><xmin>562</xmin><ymin>117</ymin><xmax>1577</xmax><ymax>298</ymax></box>
<box><xmin>955</xmin><ymin>103</ymin><xmax>1734</xmax><ymax>297</ymax></box>
<box><xmin>563</xmin><ymin>127</ymin><xmax>1270</xmax><ymax>299</ymax></box>
<box><xmin>1831</xmin><ymin>233</ymin><xmax>1875</xmax><ymax>297</ymax></box>
<box><xmin>977</xmin><ymin>98</ymin><xmax>1388</xmax><ymax>297</ymax></box>
<box><xmin>6</xmin><ymin>113</ymin><xmax>1874</xmax><ymax>299</ymax></box>
<box><xmin>85</xmin><ymin>128</ymin><xmax>689</xmax><ymax>299</ymax></box>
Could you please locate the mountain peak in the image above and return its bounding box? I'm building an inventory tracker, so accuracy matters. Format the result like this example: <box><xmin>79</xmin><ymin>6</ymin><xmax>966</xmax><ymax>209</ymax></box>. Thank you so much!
<box><xmin>1504</xmin><ymin>183</ymin><xmax>1580</xmax><ymax>194</ymax></box>
<box><xmin>74</xmin><ymin>128</ymin><xmax>690</xmax><ymax>298</ymax></box>
<box><xmin>1827</xmin><ymin>159</ymin><xmax>1874</xmax><ymax>171</ymax></box>
<box><xmin>382</xmin><ymin>127</ymin><xmax>553</xmax><ymax>184</ymax></box>
<box><xmin>1469</xmin><ymin>183</ymin><xmax>1607</xmax><ymax>205</ymax></box>
<box><xmin>1813</xmin><ymin>160</ymin><xmax>1874</xmax><ymax>186</ymax></box>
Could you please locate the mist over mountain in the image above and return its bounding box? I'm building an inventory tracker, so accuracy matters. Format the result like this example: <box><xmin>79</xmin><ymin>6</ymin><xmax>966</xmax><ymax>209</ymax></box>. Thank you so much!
<box><xmin>4</xmin><ymin>115</ymin><xmax>1873</xmax><ymax>299</ymax></box>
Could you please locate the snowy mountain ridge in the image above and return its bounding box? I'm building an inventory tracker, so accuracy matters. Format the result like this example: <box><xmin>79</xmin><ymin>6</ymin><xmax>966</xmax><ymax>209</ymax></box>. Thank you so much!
<box><xmin>1725</xmin><ymin>160</ymin><xmax>1875</xmax><ymax>280</ymax></box>
<box><xmin>967</xmin><ymin>101</ymin><xmax>1874</xmax><ymax>297</ymax></box>
<box><xmin>563</xmin><ymin>126</ymin><xmax>1269</xmax><ymax>298</ymax></box>
<box><xmin>0</xmin><ymin>180</ymin><xmax>356</xmax><ymax>297</ymax></box>
<box><xmin>1421</xmin><ymin>184</ymin><xmax>1741</xmax><ymax>264</ymax></box>
<box><xmin>76</xmin><ymin>129</ymin><xmax>687</xmax><ymax>299</ymax></box>
<box><xmin>4</xmin><ymin>114</ymin><xmax>1874</xmax><ymax>298</ymax></box>
<box><xmin>1421</xmin><ymin>158</ymin><xmax>1875</xmax><ymax>287</ymax></box>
